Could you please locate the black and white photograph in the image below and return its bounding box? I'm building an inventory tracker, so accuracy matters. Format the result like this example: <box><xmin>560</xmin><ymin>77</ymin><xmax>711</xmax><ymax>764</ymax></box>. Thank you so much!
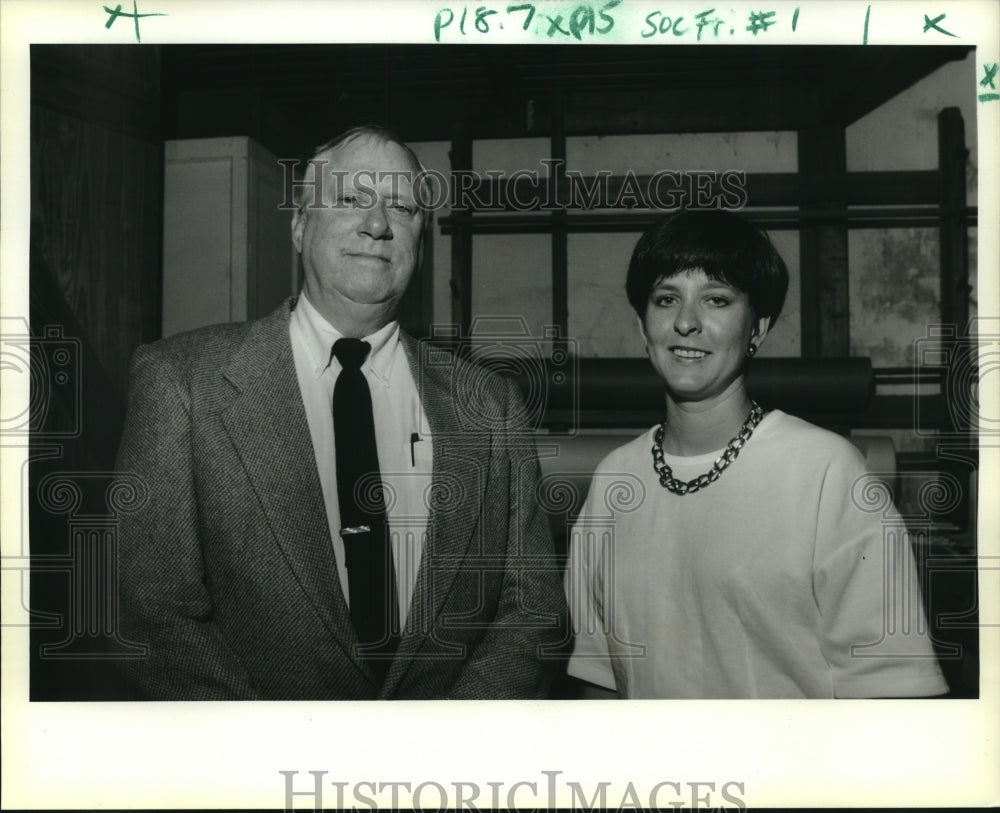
<box><xmin>2</xmin><ymin>0</ymin><xmax>998</xmax><ymax>809</ymax></box>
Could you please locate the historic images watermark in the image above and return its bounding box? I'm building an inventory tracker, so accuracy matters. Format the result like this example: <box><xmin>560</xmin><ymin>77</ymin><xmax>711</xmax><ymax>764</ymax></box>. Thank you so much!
<box><xmin>417</xmin><ymin>316</ymin><xmax>579</xmax><ymax>436</ymax></box>
<box><xmin>280</xmin><ymin>769</ymin><xmax>747</xmax><ymax>811</ymax></box>
<box><xmin>1</xmin><ymin>316</ymin><xmax>148</xmax><ymax>659</ymax></box>
<box><xmin>278</xmin><ymin>160</ymin><xmax>749</xmax><ymax>213</ymax></box>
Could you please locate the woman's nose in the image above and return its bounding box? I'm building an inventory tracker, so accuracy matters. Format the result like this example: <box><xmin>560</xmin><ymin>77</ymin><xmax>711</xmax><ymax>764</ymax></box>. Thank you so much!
<box><xmin>673</xmin><ymin>301</ymin><xmax>701</xmax><ymax>335</ymax></box>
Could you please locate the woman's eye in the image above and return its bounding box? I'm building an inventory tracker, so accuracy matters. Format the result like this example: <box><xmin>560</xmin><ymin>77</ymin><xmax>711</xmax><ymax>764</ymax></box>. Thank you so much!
<box><xmin>707</xmin><ymin>296</ymin><xmax>730</xmax><ymax>306</ymax></box>
<box><xmin>653</xmin><ymin>295</ymin><xmax>676</xmax><ymax>307</ymax></box>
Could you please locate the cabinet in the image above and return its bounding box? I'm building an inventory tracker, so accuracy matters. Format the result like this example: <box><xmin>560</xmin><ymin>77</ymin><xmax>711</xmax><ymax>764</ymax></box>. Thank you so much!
<box><xmin>162</xmin><ymin>136</ymin><xmax>295</xmax><ymax>337</ymax></box>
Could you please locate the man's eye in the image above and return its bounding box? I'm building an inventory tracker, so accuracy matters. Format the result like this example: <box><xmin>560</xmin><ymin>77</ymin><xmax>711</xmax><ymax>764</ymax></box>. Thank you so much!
<box><xmin>389</xmin><ymin>202</ymin><xmax>415</xmax><ymax>215</ymax></box>
<box><xmin>707</xmin><ymin>296</ymin><xmax>730</xmax><ymax>306</ymax></box>
<box><xmin>653</xmin><ymin>295</ymin><xmax>676</xmax><ymax>307</ymax></box>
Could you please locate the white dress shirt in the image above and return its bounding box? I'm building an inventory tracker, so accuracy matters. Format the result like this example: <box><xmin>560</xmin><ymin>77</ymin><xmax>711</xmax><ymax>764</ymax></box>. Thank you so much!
<box><xmin>290</xmin><ymin>293</ymin><xmax>432</xmax><ymax>626</ymax></box>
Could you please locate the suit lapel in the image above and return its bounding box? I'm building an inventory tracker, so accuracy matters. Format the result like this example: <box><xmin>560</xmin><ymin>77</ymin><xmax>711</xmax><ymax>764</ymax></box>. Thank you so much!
<box><xmin>381</xmin><ymin>333</ymin><xmax>490</xmax><ymax>696</ymax></box>
<box><xmin>220</xmin><ymin>301</ymin><xmax>368</xmax><ymax>682</ymax></box>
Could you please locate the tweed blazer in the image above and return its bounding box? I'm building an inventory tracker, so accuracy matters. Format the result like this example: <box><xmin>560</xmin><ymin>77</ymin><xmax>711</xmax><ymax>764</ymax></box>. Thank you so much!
<box><xmin>114</xmin><ymin>299</ymin><xmax>567</xmax><ymax>699</ymax></box>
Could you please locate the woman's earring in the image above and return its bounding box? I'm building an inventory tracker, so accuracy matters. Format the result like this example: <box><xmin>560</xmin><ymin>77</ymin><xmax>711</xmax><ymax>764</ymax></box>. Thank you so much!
<box><xmin>746</xmin><ymin>342</ymin><xmax>758</xmax><ymax>358</ymax></box>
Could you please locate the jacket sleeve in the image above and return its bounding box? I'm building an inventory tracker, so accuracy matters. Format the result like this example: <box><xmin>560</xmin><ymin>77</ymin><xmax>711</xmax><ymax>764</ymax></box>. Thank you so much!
<box><xmin>114</xmin><ymin>343</ymin><xmax>259</xmax><ymax>699</ymax></box>
<box><xmin>563</xmin><ymin>480</ymin><xmax>619</xmax><ymax>692</ymax></box>
<box><xmin>446</xmin><ymin>378</ymin><xmax>570</xmax><ymax>699</ymax></box>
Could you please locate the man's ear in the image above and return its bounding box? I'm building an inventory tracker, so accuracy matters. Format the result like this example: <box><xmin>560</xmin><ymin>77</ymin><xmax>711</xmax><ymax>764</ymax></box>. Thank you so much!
<box><xmin>291</xmin><ymin>207</ymin><xmax>306</xmax><ymax>253</ymax></box>
<box><xmin>416</xmin><ymin>210</ymin><xmax>429</xmax><ymax>262</ymax></box>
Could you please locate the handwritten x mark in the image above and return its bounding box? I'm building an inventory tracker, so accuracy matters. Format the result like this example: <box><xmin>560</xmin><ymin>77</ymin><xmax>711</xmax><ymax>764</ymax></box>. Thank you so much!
<box><xmin>104</xmin><ymin>0</ymin><xmax>167</xmax><ymax>43</ymax></box>
<box><xmin>981</xmin><ymin>63</ymin><xmax>998</xmax><ymax>90</ymax></box>
<box><xmin>922</xmin><ymin>13</ymin><xmax>957</xmax><ymax>37</ymax></box>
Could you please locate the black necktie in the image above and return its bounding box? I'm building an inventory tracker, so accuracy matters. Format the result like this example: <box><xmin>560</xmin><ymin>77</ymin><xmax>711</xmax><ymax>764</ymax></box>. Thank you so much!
<box><xmin>331</xmin><ymin>338</ymin><xmax>400</xmax><ymax>682</ymax></box>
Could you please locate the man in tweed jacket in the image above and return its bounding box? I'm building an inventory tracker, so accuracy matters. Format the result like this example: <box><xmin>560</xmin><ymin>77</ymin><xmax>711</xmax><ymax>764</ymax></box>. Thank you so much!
<box><xmin>115</xmin><ymin>127</ymin><xmax>567</xmax><ymax>699</ymax></box>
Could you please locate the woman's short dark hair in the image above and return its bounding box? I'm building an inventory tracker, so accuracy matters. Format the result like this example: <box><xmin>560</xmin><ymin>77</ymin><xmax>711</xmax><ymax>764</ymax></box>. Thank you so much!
<box><xmin>626</xmin><ymin>209</ymin><xmax>789</xmax><ymax>329</ymax></box>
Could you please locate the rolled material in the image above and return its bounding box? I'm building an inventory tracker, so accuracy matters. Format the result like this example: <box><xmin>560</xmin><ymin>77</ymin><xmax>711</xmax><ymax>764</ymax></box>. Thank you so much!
<box><xmin>536</xmin><ymin>433</ymin><xmax>642</xmax><ymax>479</ymax></box>
<box><xmin>504</xmin><ymin>356</ymin><xmax>874</xmax><ymax>417</ymax></box>
<box><xmin>746</xmin><ymin>357</ymin><xmax>874</xmax><ymax>413</ymax></box>
<box><xmin>850</xmin><ymin>434</ymin><xmax>898</xmax><ymax>489</ymax></box>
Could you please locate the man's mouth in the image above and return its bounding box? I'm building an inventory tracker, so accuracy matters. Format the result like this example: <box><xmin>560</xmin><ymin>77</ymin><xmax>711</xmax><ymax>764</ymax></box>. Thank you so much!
<box><xmin>345</xmin><ymin>251</ymin><xmax>390</xmax><ymax>263</ymax></box>
<box><xmin>670</xmin><ymin>347</ymin><xmax>710</xmax><ymax>360</ymax></box>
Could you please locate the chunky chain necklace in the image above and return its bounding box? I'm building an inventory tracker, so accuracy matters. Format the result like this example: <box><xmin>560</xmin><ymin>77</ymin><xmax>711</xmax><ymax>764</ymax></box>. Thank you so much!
<box><xmin>651</xmin><ymin>401</ymin><xmax>764</xmax><ymax>495</ymax></box>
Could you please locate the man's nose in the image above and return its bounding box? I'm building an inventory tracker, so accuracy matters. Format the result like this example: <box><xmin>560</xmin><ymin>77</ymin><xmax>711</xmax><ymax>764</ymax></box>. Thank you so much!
<box><xmin>359</xmin><ymin>199</ymin><xmax>392</xmax><ymax>239</ymax></box>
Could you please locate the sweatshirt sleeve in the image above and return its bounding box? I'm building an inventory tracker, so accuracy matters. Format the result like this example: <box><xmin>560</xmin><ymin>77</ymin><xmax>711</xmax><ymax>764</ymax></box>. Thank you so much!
<box><xmin>812</xmin><ymin>443</ymin><xmax>948</xmax><ymax>698</ymax></box>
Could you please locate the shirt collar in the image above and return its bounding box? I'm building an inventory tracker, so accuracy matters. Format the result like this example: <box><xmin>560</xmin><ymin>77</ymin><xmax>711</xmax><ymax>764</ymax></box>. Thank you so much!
<box><xmin>292</xmin><ymin>292</ymin><xmax>400</xmax><ymax>387</ymax></box>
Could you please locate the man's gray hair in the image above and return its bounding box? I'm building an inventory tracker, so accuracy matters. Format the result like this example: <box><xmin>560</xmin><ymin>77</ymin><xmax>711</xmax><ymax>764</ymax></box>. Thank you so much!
<box><xmin>294</xmin><ymin>124</ymin><xmax>431</xmax><ymax>213</ymax></box>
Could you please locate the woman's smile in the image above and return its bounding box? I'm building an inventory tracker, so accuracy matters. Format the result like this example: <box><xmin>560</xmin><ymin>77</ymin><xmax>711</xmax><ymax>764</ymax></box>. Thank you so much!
<box><xmin>669</xmin><ymin>346</ymin><xmax>711</xmax><ymax>360</ymax></box>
